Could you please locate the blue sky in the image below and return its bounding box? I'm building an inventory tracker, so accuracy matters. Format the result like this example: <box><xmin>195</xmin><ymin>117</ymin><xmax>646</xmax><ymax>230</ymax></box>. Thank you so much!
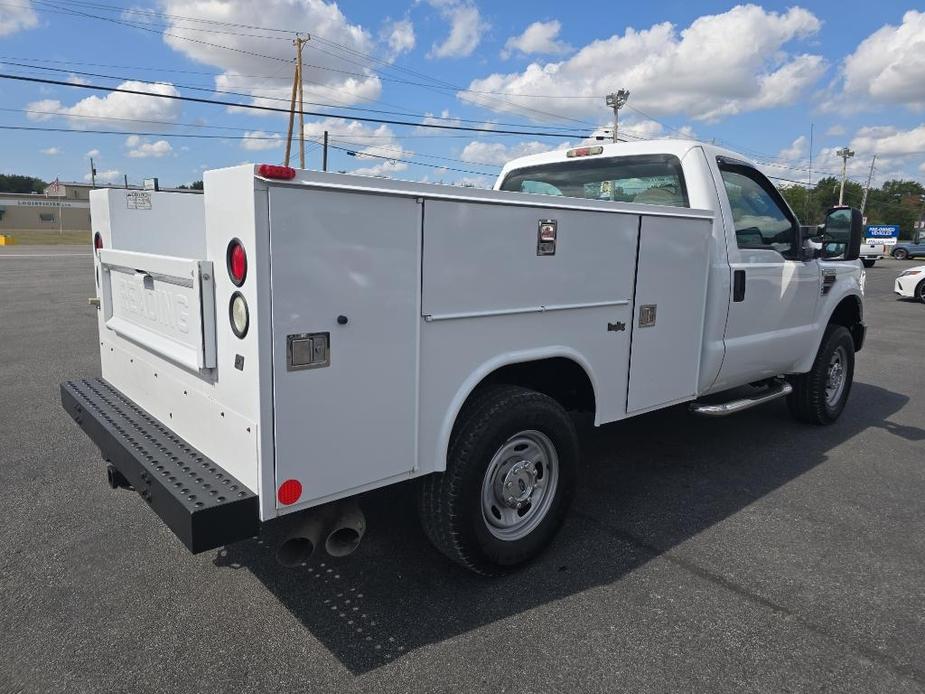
<box><xmin>0</xmin><ymin>0</ymin><xmax>923</xmax><ymax>189</ymax></box>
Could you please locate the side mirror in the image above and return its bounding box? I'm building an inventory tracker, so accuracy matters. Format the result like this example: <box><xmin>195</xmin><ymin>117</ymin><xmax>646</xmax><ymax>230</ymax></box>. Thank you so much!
<box><xmin>818</xmin><ymin>207</ymin><xmax>862</xmax><ymax>261</ymax></box>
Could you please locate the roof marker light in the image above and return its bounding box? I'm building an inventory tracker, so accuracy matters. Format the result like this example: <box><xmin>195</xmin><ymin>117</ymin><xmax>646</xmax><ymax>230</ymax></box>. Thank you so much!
<box><xmin>257</xmin><ymin>164</ymin><xmax>296</xmax><ymax>180</ymax></box>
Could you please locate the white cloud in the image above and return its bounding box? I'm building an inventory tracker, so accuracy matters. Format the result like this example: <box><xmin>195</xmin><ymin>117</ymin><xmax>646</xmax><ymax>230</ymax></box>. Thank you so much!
<box><xmin>86</xmin><ymin>149</ymin><xmax>100</xmax><ymax>158</ymax></box>
<box><xmin>501</xmin><ymin>20</ymin><xmax>571</xmax><ymax>59</ymax></box>
<box><xmin>462</xmin><ymin>5</ymin><xmax>824</xmax><ymax>123</ymax></box>
<box><xmin>40</xmin><ymin>147</ymin><xmax>60</xmax><ymax>156</ymax></box>
<box><xmin>241</xmin><ymin>131</ymin><xmax>283</xmax><ymax>151</ymax></box>
<box><xmin>826</xmin><ymin>125</ymin><xmax>846</xmax><ymax>137</ymax></box>
<box><xmin>382</xmin><ymin>18</ymin><xmax>415</xmax><ymax>60</ymax></box>
<box><xmin>460</xmin><ymin>140</ymin><xmax>562</xmax><ymax>166</ymax></box>
<box><xmin>303</xmin><ymin>118</ymin><xmax>411</xmax><ymax>177</ymax></box>
<box><xmin>161</xmin><ymin>0</ymin><xmax>380</xmax><ymax>111</ymax></box>
<box><xmin>778</xmin><ymin>135</ymin><xmax>807</xmax><ymax>162</ymax></box>
<box><xmin>125</xmin><ymin>136</ymin><xmax>173</xmax><ymax>158</ymax></box>
<box><xmin>0</xmin><ymin>0</ymin><xmax>37</xmax><ymax>36</ymax></box>
<box><xmin>25</xmin><ymin>81</ymin><xmax>181</xmax><ymax>128</ymax></box>
<box><xmin>428</xmin><ymin>0</ymin><xmax>487</xmax><ymax>59</ymax></box>
<box><xmin>66</xmin><ymin>74</ymin><xmax>90</xmax><ymax>86</ymax></box>
<box><xmin>839</xmin><ymin>11</ymin><xmax>925</xmax><ymax>109</ymax></box>
<box><xmin>86</xmin><ymin>169</ymin><xmax>121</xmax><ymax>184</ymax></box>
<box><xmin>849</xmin><ymin>124</ymin><xmax>925</xmax><ymax>158</ymax></box>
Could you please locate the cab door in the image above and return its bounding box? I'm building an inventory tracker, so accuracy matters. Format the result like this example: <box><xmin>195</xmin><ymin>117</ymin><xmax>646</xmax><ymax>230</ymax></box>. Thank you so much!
<box><xmin>713</xmin><ymin>158</ymin><xmax>820</xmax><ymax>386</ymax></box>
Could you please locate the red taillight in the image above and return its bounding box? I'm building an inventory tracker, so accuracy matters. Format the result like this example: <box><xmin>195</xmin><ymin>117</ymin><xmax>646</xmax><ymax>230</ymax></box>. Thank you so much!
<box><xmin>227</xmin><ymin>239</ymin><xmax>247</xmax><ymax>286</ymax></box>
<box><xmin>277</xmin><ymin>479</ymin><xmax>302</xmax><ymax>505</ymax></box>
<box><xmin>94</xmin><ymin>232</ymin><xmax>103</xmax><ymax>250</ymax></box>
<box><xmin>257</xmin><ymin>164</ymin><xmax>296</xmax><ymax>180</ymax></box>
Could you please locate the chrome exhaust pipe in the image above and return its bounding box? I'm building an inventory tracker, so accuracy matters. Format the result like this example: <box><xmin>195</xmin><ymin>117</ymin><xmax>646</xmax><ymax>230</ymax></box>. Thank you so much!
<box><xmin>324</xmin><ymin>500</ymin><xmax>366</xmax><ymax>558</ymax></box>
<box><xmin>276</xmin><ymin>512</ymin><xmax>326</xmax><ymax>567</ymax></box>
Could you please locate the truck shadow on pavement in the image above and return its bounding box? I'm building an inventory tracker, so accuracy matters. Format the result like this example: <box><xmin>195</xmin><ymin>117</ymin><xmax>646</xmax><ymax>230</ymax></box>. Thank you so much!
<box><xmin>214</xmin><ymin>381</ymin><xmax>913</xmax><ymax>674</ymax></box>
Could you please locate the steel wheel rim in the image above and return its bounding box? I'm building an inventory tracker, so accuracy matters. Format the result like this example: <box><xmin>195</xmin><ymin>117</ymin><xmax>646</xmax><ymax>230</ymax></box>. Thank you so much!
<box><xmin>825</xmin><ymin>345</ymin><xmax>848</xmax><ymax>407</ymax></box>
<box><xmin>481</xmin><ymin>430</ymin><xmax>559</xmax><ymax>541</ymax></box>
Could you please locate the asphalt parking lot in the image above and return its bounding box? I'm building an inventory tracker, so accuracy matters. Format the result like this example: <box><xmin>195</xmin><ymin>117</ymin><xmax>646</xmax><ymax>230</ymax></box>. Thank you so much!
<box><xmin>1</xmin><ymin>247</ymin><xmax>923</xmax><ymax>693</ymax></box>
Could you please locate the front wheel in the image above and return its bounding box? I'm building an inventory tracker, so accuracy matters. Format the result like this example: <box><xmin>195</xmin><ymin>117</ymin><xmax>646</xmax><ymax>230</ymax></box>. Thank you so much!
<box><xmin>787</xmin><ymin>325</ymin><xmax>855</xmax><ymax>425</ymax></box>
<box><xmin>418</xmin><ymin>384</ymin><xmax>578</xmax><ymax>575</ymax></box>
<box><xmin>917</xmin><ymin>280</ymin><xmax>925</xmax><ymax>304</ymax></box>
<box><xmin>893</xmin><ymin>248</ymin><xmax>909</xmax><ymax>260</ymax></box>
<box><xmin>862</xmin><ymin>259</ymin><xmax>876</xmax><ymax>268</ymax></box>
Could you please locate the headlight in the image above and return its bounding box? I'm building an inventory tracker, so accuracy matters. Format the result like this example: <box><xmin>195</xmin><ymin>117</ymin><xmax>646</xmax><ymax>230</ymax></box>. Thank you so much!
<box><xmin>899</xmin><ymin>270</ymin><xmax>922</xmax><ymax>278</ymax></box>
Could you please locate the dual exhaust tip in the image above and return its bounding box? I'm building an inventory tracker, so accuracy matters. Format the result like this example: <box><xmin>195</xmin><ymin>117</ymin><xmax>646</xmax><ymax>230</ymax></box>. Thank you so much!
<box><xmin>276</xmin><ymin>500</ymin><xmax>366</xmax><ymax>567</ymax></box>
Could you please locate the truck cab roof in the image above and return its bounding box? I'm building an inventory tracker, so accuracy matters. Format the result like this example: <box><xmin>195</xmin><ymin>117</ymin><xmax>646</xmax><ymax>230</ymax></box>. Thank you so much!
<box><xmin>494</xmin><ymin>138</ymin><xmax>754</xmax><ymax>189</ymax></box>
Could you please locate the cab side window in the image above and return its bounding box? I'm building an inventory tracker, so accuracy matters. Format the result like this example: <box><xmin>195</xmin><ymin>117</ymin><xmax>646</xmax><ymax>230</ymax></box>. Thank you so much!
<box><xmin>718</xmin><ymin>162</ymin><xmax>798</xmax><ymax>259</ymax></box>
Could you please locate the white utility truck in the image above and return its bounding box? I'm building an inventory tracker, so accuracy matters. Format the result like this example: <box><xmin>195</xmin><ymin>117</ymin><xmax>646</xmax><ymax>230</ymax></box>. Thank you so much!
<box><xmin>62</xmin><ymin>140</ymin><xmax>866</xmax><ymax>575</ymax></box>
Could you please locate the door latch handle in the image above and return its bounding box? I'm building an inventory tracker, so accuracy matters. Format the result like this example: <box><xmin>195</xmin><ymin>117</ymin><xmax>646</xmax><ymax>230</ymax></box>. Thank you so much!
<box><xmin>607</xmin><ymin>321</ymin><xmax>626</xmax><ymax>332</ymax></box>
<box><xmin>733</xmin><ymin>269</ymin><xmax>746</xmax><ymax>302</ymax></box>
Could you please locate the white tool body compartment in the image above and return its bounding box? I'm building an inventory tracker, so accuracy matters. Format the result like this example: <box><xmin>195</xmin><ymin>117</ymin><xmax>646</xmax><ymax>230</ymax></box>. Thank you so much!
<box><xmin>263</xmin><ymin>171</ymin><xmax>714</xmax><ymax>514</ymax></box>
<box><xmin>268</xmin><ymin>186</ymin><xmax>421</xmax><ymax>506</ymax></box>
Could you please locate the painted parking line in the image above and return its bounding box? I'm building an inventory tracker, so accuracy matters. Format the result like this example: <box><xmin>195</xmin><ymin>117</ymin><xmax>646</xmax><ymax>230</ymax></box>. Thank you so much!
<box><xmin>0</xmin><ymin>253</ymin><xmax>92</xmax><ymax>258</ymax></box>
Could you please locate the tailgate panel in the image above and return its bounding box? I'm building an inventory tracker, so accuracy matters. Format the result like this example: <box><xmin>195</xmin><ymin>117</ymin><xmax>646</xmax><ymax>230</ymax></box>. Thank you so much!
<box><xmin>99</xmin><ymin>249</ymin><xmax>216</xmax><ymax>372</ymax></box>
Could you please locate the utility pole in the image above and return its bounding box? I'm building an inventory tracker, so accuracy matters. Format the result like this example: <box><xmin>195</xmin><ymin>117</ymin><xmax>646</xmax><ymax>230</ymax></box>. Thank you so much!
<box><xmin>605</xmin><ymin>89</ymin><xmax>629</xmax><ymax>143</ymax></box>
<box><xmin>123</xmin><ymin>174</ymin><xmax>128</xmax><ymax>189</ymax></box>
<box><xmin>89</xmin><ymin>157</ymin><xmax>97</xmax><ymax>188</ymax></box>
<box><xmin>836</xmin><ymin>146</ymin><xmax>854</xmax><ymax>206</ymax></box>
<box><xmin>284</xmin><ymin>34</ymin><xmax>310</xmax><ymax>168</ymax></box>
<box><xmin>322</xmin><ymin>130</ymin><xmax>328</xmax><ymax>172</ymax></box>
<box><xmin>860</xmin><ymin>154</ymin><xmax>876</xmax><ymax>216</ymax></box>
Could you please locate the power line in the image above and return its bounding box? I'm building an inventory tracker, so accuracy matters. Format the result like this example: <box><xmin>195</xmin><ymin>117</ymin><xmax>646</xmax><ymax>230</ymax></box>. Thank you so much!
<box><xmin>0</xmin><ymin>73</ymin><xmax>593</xmax><ymax>139</ymax></box>
<box><xmin>0</xmin><ymin>60</ymin><xmax>589</xmax><ymax>133</ymax></box>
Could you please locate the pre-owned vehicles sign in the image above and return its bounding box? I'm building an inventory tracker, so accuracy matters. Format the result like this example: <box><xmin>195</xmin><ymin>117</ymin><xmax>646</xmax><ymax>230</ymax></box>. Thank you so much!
<box><xmin>865</xmin><ymin>225</ymin><xmax>900</xmax><ymax>245</ymax></box>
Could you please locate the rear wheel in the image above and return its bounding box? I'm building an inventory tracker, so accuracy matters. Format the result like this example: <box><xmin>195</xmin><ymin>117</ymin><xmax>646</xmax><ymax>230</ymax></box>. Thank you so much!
<box><xmin>418</xmin><ymin>384</ymin><xmax>578</xmax><ymax>575</ymax></box>
<box><xmin>787</xmin><ymin>325</ymin><xmax>855</xmax><ymax>425</ymax></box>
<box><xmin>893</xmin><ymin>248</ymin><xmax>909</xmax><ymax>260</ymax></box>
<box><xmin>862</xmin><ymin>259</ymin><xmax>876</xmax><ymax>268</ymax></box>
<box><xmin>917</xmin><ymin>280</ymin><xmax>925</xmax><ymax>304</ymax></box>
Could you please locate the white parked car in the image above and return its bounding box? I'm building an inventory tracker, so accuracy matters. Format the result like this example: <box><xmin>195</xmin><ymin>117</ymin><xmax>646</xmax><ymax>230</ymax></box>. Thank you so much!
<box><xmin>894</xmin><ymin>266</ymin><xmax>925</xmax><ymax>302</ymax></box>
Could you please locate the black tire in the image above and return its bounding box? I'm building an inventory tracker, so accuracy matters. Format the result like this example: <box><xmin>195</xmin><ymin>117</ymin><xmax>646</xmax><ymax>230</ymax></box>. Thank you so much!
<box><xmin>917</xmin><ymin>280</ymin><xmax>925</xmax><ymax>304</ymax></box>
<box><xmin>862</xmin><ymin>259</ymin><xmax>876</xmax><ymax>268</ymax></box>
<box><xmin>787</xmin><ymin>325</ymin><xmax>855</xmax><ymax>425</ymax></box>
<box><xmin>418</xmin><ymin>384</ymin><xmax>578</xmax><ymax>575</ymax></box>
<box><xmin>893</xmin><ymin>248</ymin><xmax>909</xmax><ymax>260</ymax></box>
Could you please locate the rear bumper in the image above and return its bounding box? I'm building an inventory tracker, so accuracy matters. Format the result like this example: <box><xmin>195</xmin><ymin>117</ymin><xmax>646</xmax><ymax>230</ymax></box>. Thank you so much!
<box><xmin>60</xmin><ymin>378</ymin><xmax>259</xmax><ymax>553</ymax></box>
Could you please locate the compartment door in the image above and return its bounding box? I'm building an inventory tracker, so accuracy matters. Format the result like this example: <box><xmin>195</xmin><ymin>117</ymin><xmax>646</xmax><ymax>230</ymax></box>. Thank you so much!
<box><xmin>268</xmin><ymin>187</ymin><xmax>421</xmax><ymax>507</ymax></box>
<box><xmin>627</xmin><ymin>215</ymin><xmax>712</xmax><ymax>413</ymax></box>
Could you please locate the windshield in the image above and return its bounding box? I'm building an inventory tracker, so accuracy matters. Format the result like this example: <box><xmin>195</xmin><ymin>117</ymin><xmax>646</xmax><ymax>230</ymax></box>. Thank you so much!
<box><xmin>499</xmin><ymin>154</ymin><xmax>689</xmax><ymax>208</ymax></box>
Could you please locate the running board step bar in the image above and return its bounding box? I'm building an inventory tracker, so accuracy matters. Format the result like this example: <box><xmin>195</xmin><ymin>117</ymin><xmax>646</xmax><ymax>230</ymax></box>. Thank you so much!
<box><xmin>690</xmin><ymin>381</ymin><xmax>793</xmax><ymax>417</ymax></box>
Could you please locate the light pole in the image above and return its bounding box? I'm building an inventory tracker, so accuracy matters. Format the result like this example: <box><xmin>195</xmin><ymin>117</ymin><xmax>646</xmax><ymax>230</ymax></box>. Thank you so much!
<box><xmin>836</xmin><ymin>146</ymin><xmax>854</xmax><ymax>206</ymax></box>
<box><xmin>605</xmin><ymin>89</ymin><xmax>630</xmax><ymax>143</ymax></box>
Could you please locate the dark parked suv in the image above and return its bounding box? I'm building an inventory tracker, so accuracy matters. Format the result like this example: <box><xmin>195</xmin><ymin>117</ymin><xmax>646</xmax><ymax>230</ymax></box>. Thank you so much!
<box><xmin>892</xmin><ymin>238</ymin><xmax>925</xmax><ymax>260</ymax></box>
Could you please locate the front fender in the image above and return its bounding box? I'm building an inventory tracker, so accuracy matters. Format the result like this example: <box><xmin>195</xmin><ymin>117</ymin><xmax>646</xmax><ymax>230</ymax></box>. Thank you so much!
<box><xmin>792</xmin><ymin>264</ymin><xmax>864</xmax><ymax>373</ymax></box>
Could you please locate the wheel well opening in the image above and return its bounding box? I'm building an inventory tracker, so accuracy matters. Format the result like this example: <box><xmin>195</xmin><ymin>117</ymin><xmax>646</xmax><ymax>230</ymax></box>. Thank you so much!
<box><xmin>829</xmin><ymin>296</ymin><xmax>863</xmax><ymax>351</ymax></box>
<box><xmin>477</xmin><ymin>357</ymin><xmax>596</xmax><ymax>415</ymax></box>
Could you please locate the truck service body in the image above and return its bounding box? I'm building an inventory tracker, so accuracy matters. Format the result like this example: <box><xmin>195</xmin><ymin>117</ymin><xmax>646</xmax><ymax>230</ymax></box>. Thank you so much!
<box><xmin>62</xmin><ymin>140</ymin><xmax>866</xmax><ymax>573</ymax></box>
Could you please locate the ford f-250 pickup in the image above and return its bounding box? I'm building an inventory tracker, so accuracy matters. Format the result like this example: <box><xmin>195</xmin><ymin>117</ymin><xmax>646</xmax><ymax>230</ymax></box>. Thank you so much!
<box><xmin>61</xmin><ymin>139</ymin><xmax>865</xmax><ymax>574</ymax></box>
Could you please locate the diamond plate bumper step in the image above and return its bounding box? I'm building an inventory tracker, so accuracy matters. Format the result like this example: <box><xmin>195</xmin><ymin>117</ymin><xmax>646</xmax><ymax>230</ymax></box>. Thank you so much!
<box><xmin>60</xmin><ymin>378</ymin><xmax>259</xmax><ymax>553</ymax></box>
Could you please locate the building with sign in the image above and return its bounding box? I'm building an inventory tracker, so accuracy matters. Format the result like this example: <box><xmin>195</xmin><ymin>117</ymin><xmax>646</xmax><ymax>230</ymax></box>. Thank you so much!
<box><xmin>0</xmin><ymin>181</ymin><xmax>198</xmax><ymax>237</ymax></box>
<box><xmin>0</xmin><ymin>181</ymin><xmax>93</xmax><ymax>235</ymax></box>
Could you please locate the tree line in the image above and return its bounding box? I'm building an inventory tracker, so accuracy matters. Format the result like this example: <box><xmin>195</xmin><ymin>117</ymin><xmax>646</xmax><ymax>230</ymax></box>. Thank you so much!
<box><xmin>779</xmin><ymin>176</ymin><xmax>925</xmax><ymax>240</ymax></box>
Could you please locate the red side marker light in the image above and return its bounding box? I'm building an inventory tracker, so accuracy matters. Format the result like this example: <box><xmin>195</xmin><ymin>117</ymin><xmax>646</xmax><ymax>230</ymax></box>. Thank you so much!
<box><xmin>277</xmin><ymin>479</ymin><xmax>303</xmax><ymax>505</ymax></box>
<box><xmin>94</xmin><ymin>232</ymin><xmax>103</xmax><ymax>250</ymax></box>
<box><xmin>257</xmin><ymin>164</ymin><xmax>296</xmax><ymax>180</ymax></box>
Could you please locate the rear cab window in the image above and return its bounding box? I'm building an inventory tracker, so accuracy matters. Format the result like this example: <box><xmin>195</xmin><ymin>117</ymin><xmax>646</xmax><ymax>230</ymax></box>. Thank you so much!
<box><xmin>499</xmin><ymin>154</ymin><xmax>690</xmax><ymax>208</ymax></box>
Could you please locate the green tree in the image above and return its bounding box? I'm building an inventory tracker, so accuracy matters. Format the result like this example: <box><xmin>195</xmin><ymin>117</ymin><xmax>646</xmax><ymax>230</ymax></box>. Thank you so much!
<box><xmin>0</xmin><ymin>174</ymin><xmax>47</xmax><ymax>193</ymax></box>
<box><xmin>177</xmin><ymin>180</ymin><xmax>204</xmax><ymax>190</ymax></box>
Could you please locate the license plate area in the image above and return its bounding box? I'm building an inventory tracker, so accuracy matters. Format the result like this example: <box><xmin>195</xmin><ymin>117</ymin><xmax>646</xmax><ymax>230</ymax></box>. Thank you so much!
<box><xmin>99</xmin><ymin>249</ymin><xmax>216</xmax><ymax>372</ymax></box>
